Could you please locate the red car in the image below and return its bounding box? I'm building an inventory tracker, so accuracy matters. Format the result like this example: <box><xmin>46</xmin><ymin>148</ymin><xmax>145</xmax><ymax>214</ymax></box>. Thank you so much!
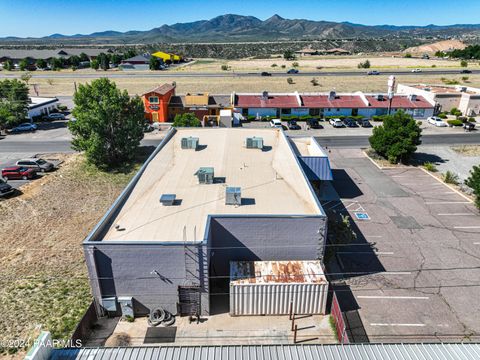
<box><xmin>1</xmin><ymin>166</ymin><xmax>36</xmax><ymax>180</ymax></box>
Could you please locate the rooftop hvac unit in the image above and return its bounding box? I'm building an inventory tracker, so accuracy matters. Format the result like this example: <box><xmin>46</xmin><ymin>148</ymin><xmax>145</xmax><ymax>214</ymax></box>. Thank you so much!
<box><xmin>181</xmin><ymin>137</ymin><xmax>199</xmax><ymax>150</ymax></box>
<box><xmin>408</xmin><ymin>94</ymin><xmax>417</xmax><ymax>101</ymax></box>
<box><xmin>376</xmin><ymin>94</ymin><xmax>384</xmax><ymax>101</ymax></box>
<box><xmin>245</xmin><ymin>137</ymin><xmax>264</xmax><ymax>149</ymax></box>
<box><xmin>195</xmin><ymin>167</ymin><xmax>214</xmax><ymax>184</ymax></box>
<box><xmin>328</xmin><ymin>90</ymin><xmax>336</xmax><ymax>100</ymax></box>
<box><xmin>226</xmin><ymin>187</ymin><xmax>241</xmax><ymax>206</ymax></box>
<box><xmin>160</xmin><ymin>194</ymin><xmax>176</xmax><ymax>206</ymax></box>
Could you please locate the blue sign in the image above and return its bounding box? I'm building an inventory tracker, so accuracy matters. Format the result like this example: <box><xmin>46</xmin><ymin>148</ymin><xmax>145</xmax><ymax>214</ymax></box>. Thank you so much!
<box><xmin>355</xmin><ymin>212</ymin><xmax>370</xmax><ymax>220</ymax></box>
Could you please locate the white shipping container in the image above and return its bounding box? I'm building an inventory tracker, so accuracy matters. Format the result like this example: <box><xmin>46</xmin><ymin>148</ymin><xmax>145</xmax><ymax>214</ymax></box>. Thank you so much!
<box><xmin>229</xmin><ymin>260</ymin><xmax>328</xmax><ymax>316</ymax></box>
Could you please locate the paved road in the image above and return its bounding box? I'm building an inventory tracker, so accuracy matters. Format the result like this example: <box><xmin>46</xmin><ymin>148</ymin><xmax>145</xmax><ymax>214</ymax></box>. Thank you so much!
<box><xmin>0</xmin><ymin>69</ymin><xmax>477</xmax><ymax>79</ymax></box>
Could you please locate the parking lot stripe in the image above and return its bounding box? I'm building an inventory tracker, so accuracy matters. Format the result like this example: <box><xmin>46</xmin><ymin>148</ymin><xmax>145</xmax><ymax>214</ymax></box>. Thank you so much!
<box><xmin>383</xmin><ymin>272</ymin><xmax>412</xmax><ymax>275</ymax></box>
<box><xmin>370</xmin><ymin>323</ymin><xmax>426</xmax><ymax>327</ymax></box>
<box><xmin>338</xmin><ymin>251</ymin><xmax>394</xmax><ymax>255</ymax></box>
<box><xmin>426</xmin><ymin>201</ymin><xmax>471</xmax><ymax>204</ymax></box>
<box><xmin>453</xmin><ymin>226</ymin><xmax>480</xmax><ymax>229</ymax></box>
<box><xmin>438</xmin><ymin>213</ymin><xmax>476</xmax><ymax>216</ymax></box>
<box><xmin>358</xmin><ymin>296</ymin><xmax>429</xmax><ymax>300</ymax></box>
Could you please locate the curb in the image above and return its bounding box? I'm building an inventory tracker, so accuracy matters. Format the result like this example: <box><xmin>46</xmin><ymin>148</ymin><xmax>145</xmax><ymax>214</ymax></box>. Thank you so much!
<box><xmin>419</xmin><ymin>167</ymin><xmax>474</xmax><ymax>203</ymax></box>
<box><xmin>362</xmin><ymin>150</ymin><xmax>399</xmax><ymax>170</ymax></box>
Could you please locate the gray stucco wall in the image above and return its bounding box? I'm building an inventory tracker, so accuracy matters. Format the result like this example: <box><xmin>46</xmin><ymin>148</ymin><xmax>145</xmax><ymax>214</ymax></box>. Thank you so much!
<box><xmin>84</xmin><ymin>243</ymin><xmax>209</xmax><ymax>316</ymax></box>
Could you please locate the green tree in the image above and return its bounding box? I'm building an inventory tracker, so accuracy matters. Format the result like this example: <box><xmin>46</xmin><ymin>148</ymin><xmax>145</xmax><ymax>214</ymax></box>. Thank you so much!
<box><xmin>283</xmin><ymin>50</ymin><xmax>296</xmax><ymax>60</ymax></box>
<box><xmin>36</xmin><ymin>58</ymin><xmax>47</xmax><ymax>69</ymax></box>
<box><xmin>49</xmin><ymin>58</ymin><xmax>63</xmax><ymax>71</ymax></box>
<box><xmin>149</xmin><ymin>56</ymin><xmax>161</xmax><ymax>70</ymax></box>
<box><xmin>286</xmin><ymin>77</ymin><xmax>294</xmax><ymax>85</ymax></box>
<box><xmin>79</xmin><ymin>53</ymin><xmax>89</xmax><ymax>62</ymax></box>
<box><xmin>69</xmin><ymin>55</ymin><xmax>81</xmax><ymax>67</ymax></box>
<box><xmin>357</xmin><ymin>60</ymin><xmax>371</xmax><ymax>69</ymax></box>
<box><xmin>110</xmin><ymin>54</ymin><xmax>122</xmax><ymax>66</ymax></box>
<box><xmin>3</xmin><ymin>59</ymin><xmax>14</xmax><ymax>71</ymax></box>
<box><xmin>465</xmin><ymin>165</ymin><xmax>480</xmax><ymax>209</ymax></box>
<box><xmin>20</xmin><ymin>72</ymin><xmax>32</xmax><ymax>84</ymax></box>
<box><xmin>369</xmin><ymin>110</ymin><xmax>422</xmax><ymax>164</ymax></box>
<box><xmin>460</xmin><ymin>60</ymin><xmax>468</xmax><ymax>67</ymax></box>
<box><xmin>19</xmin><ymin>58</ymin><xmax>29</xmax><ymax>71</ymax></box>
<box><xmin>172</xmin><ymin>113</ymin><xmax>201</xmax><ymax>127</ymax></box>
<box><xmin>0</xmin><ymin>79</ymin><xmax>29</xmax><ymax>128</ymax></box>
<box><xmin>69</xmin><ymin>78</ymin><xmax>145</xmax><ymax>169</ymax></box>
<box><xmin>90</xmin><ymin>59</ymin><xmax>100</xmax><ymax>70</ymax></box>
<box><xmin>292</xmin><ymin>62</ymin><xmax>299</xmax><ymax>68</ymax></box>
<box><xmin>98</xmin><ymin>53</ymin><xmax>110</xmax><ymax>71</ymax></box>
<box><xmin>404</xmin><ymin>53</ymin><xmax>412</xmax><ymax>58</ymax></box>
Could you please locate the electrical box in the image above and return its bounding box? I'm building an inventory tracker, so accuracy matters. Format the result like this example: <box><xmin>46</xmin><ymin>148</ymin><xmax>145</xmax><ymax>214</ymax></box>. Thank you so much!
<box><xmin>181</xmin><ymin>137</ymin><xmax>199</xmax><ymax>150</ymax></box>
<box><xmin>195</xmin><ymin>167</ymin><xmax>214</xmax><ymax>184</ymax></box>
<box><xmin>160</xmin><ymin>194</ymin><xmax>176</xmax><ymax>206</ymax></box>
<box><xmin>245</xmin><ymin>137</ymin><xmax>264</xmax><ymax>149</ymax></box>
<box><xmin>118</xmin><ymin>296</ymin><xmax>134</xmax><ymax>318</ymax></box>
<box><xmin>226</xmin><ymin>187</ymin><xmax>241</xmax><ymax>206</ymax></box>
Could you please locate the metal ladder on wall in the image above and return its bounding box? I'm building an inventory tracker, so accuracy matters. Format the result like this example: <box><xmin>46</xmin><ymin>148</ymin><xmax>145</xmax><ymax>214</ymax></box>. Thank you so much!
<box><xmin>179</xmin><ymin>226</ymin><xmax>201</xmax><ymax>316</ymax></box>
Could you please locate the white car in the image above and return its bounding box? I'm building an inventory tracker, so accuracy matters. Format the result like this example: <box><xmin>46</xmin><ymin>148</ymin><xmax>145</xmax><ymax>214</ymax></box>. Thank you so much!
<box><xmin>329</xmin><ymin>118</ymin><xmax>344</xmax><ymax>128</ymax></box>
<box><xmin>427</xmin><ymin>116</ymin><xmax>448</xmax><ymax>127</ymax></box>
<box><xmin>411</xmin><ymin>68</ymin><xmax>422</xmax><ymax>73</ymax></box>
<box><xmin>269</xmin><ymin>119</ymin><xmax>283</xmax><ymax>128</ymax></box>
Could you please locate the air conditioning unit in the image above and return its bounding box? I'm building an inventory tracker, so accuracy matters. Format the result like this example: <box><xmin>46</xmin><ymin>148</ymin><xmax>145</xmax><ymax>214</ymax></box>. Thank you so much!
<box><xmin>245</xmin><ymin>137</ymin><xmax>264</xmax><ymax>149</ymax></box>
<box><xmin>195</xmin><ymin>167</ymin><xmax>214</xmax><ymax>184</ymax></box>
<box><xmin>408</xmin><ymin>94</ymin><xmax>417</xmax><ymax>101</ymax></box>
<box><xmin>160</xmin><ymin>194</ymin><xmax>176</xmax><ymax>206</ymax></box>
<box><xmin>225</xmin><ymin>187</ymin><xmax>241</xmax><ymax>206</ymax></box>
<box><xmin>328</xmin><ymin>90</ymin><xmax>336</xmax><ymax>100</ymax></box>
<box><xmin>376</xmin><ymin>94</ymin><xmax>384</xmax><ymax>101</ymax></box>
<box><xmin>181</xmin><ymin>137</ymin><xmax>199</xmax><ymax>150</ymax></box>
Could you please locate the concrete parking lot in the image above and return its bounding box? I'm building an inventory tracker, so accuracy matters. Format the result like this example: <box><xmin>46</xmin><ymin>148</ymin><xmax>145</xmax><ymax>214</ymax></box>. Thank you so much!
<box><xmin>324</xmin><ymin>148</ymin><xmax>480</xmax><ymax>342</ymax></box>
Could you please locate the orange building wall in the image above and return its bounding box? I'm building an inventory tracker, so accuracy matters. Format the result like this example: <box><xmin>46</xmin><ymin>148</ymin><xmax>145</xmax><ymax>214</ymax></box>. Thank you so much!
<box><xmin>143</xmin><ymin>88</ymin><xmax>175</xmax><ymax>123</ymax></box>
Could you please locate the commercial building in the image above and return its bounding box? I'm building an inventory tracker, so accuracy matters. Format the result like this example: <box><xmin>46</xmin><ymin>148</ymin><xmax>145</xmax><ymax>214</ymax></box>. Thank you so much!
<box><xmin>27</xmin><ymin>97</ymin><xmax>59</xmax><ymax>120</ymax></box>
<box><xmin>397</xmin><ymin>83</ymin><xmax>480</xmax><ymax>116</ymax></box>
<box><xmin>83</xmin><ymin>128</ymin><xmax>329</xmax><ymax>318</ymax></box>
<box><xmin>152</xmin><ymin>51</ymin><xmax>183</xmax><ymax>64</ymax></box>
<box><xmin>143</xmin><ymin>83</ymin><xmax>177</xmax><ymax>122</ymax></box>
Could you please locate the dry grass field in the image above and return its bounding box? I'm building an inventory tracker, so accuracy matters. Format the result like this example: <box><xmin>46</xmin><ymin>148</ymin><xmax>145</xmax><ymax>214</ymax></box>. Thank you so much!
<box><xmin>0</xmin><ymin>154</ymin><xmax>139</xmax><ymax>358</ymax></box>
<box><xmin>30</xmin><ymin>73</ymin><xmax>480</xmax><ymax>97</ymax></box>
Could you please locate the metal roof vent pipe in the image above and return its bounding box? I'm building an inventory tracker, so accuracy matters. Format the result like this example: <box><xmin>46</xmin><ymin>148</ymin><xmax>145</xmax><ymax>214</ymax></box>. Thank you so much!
<box><xmin>225</xmin><ymin>187</ymin><xmax>241</xmax><ymax>206</ymax></box>
<box><xmin>328</xmin><ymin>90</ymin><xmax>336</xmax><ymax>100</ymax></box>
<box><xmin>262</xmin><ymin>91</ymin><xmax>269</xmax><ymax>100</ymax></box>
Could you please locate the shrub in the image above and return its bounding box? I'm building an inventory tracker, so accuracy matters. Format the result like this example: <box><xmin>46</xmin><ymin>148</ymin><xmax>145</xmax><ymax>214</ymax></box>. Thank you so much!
<box><xmin>468</xmin><ymin>117</ymin><xmax>475</xmax><ymax>122</ymax></box>
<box><xmin>443</xmin><ymin>171</ymin><xmax>459</xmax><ymax>185</ymax></box>
<box><xmin>437</xmin><ymin>113</ymin><xmax>447</xmax><ymax>119</ymax></box>
<box><xmin>357</xmin><ymin>60</ymin><xmax>371</xmax><ymax>69</ymax></box>
<box><xmin>173</xmin><ymin>113</ymin><xmax>201</xmax><ymax>127</ymax></box>
<box><xmin>450</xmin><ymin>107</ymin><xmax>462</xmax><ymax>116</ymax></box>
<box><xmin>271</xmin><ymin>63</ymin><xmax>277</xmax><ymax>67</ymax></box>
<box><xmin>460</xmin><ymin>60</ymin><xmax>468</xmax><ymax>67</ymax></box>
<box><xmin>465</xmin><ymin>165</ymin><xmax>480</xmax><ymax>209</ymax></box>
<box><xmin>286</xmin><ymin>77</ymin><xmax>294</xmax><ymax>85</ymax></box>
<box><xmin>423</xmin><ymin>162</ymin><xmax>437</xmax><ymax>172</ymax></box>
<box><xmin>447</xmin><ymin>119</ymin><xmax>463</xmax><ymax>126</ymax></box>
<box><xmin>457</xmin><ymin>116</ymin><xmax>468</xmax><ymax>123</ymax></box>
<box><xmin>292</xmin><ymin>62</ymin><xmax>299</xmax><ymax>68</ymax></box>
<box><xmin>369</xmin><ymin>110</ymin><xmax>422</xmax><ymax>164</ymax></box>
<box><xmin>310</xmin><ymin>78</ymin><xmax>319</xmax><ymax>86</ymax></box>
<box><xmin>431</xmin><ymin>64</ymin><xmax>437</xmax><ymax>68</ymax></box>
<box><xmin>404</xmin><ymin>53</ymin><xmax>412</xmax><ymax>58</ymax></box>
<box><xmin>221</xmin><ymin>64</ymin><xmax>230</xmax><ymax>71</ymax></box>
<box><xmin>281</xmin><ymin>64</ymin><xmax>286</xmax><ymax>69</ymax></box>
<box><xmin>462</xmin><ymin>76</ymin><xmax>470</xmax><ymax>82</ymax></box>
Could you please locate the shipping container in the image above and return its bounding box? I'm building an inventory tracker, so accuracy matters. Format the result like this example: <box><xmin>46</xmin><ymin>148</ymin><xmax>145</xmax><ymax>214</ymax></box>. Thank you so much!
<box><xmin>230</xmin><ymin>260</ymin><xmax>328</xmax><ymax>316</ymax></box>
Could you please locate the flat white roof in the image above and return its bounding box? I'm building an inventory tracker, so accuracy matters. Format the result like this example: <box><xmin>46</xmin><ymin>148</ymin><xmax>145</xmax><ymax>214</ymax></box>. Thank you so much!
<box><xmin>290</xmin><ymin>137</ymin><xmax>328</xmax><ymax>157</ymax></box>
<box><xmin>102</xmin><ymin>128</ymin><xmax>323</xmax><ymax>242</ymax></box>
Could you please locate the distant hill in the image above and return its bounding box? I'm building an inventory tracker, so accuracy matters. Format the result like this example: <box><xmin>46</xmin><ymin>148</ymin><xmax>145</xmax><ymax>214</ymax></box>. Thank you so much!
<box><xmin>404</xmin><ymin>39</ymin><xmax>467</xmax><ymax>54</ymax></box>
<box><xmin>2</xmin><ymin>14</ymin><xmax>480</xmax><ymax>44</ymax></box>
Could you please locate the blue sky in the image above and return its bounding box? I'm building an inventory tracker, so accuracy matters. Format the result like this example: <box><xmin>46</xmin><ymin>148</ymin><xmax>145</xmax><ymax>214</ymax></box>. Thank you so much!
<box><xmin>1</xmin><ymin>0</ymin><xmax>480</xmax><ymax>37</ymax></box>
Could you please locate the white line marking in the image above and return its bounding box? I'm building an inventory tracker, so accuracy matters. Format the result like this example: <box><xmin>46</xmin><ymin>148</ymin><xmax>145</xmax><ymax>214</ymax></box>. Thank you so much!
<box><xmin>383</xmin><ymin>272</ymin><xmax>412</xmax><ymax>275</ymax></box>
<box><xmin>453</xmin><ymin>226</ymin><xmax>480</xmax><ymax>229</ymax></box>
<box><xmin>438</xmin><ymin>213</ymin><xmax>476</xmax><ymax>216</ymax></box>
<box><xmin>358</xmin><ymin>296</ymin><xmax>429</xmax><ymax>300</ymax></box>
<box><xmin>338</xmin><ymin>251</ymin><xmax>394</xmax><ymax>255</ymax></box>
<box><xmin>365</xmin><ymin>235</ymin><xmax>383</xmax><ymax>238</ymax></box>
<box><xmin>371</xmin><ymin>323</ymin><xmax>426</xmax><ymax>327</ymax></box>
<box><xmin>419</xmin><ymin>167</ymin><xmax>473</xmax><ymax>203</ymax></box>
<box><xmin>473</xmin><ymin>242</ymin><xmax>480</xmax><ymax>245</ymax></box>
<box><xmin>426</xmin><ymin>201</ymin><xmax>471</xmax><ymax>205</ymax></box>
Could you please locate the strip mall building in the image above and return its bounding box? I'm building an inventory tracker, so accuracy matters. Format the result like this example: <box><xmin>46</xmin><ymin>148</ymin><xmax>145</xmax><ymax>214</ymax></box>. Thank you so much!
<box><xmin>142</xmin><ymin>83</ymin><xmax>435</xmax><ymax>123</ymax></box>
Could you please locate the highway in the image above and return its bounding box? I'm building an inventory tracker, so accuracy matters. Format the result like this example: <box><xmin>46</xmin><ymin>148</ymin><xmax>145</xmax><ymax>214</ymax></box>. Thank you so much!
<box><xmin>0</xmin><ymin>69</ymin><xmax>477</xmax><ymax>79</ymax></box>
<box><xmin>1</xmin><ymin>133</ymin><xmax>479</xmax><ymax>153</ymax></box>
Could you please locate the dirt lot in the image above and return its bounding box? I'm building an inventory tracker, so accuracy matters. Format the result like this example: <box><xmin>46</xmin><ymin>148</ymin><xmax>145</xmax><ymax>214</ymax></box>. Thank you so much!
<box><xmin>0</xmin><ymin>154</ymin><xmax>138</xmax><ymax>357</ymax></box>
<box><xmin>28</xmin><ymin>73</ymin><xmax>480</xmax><ymax>97</ymax></box>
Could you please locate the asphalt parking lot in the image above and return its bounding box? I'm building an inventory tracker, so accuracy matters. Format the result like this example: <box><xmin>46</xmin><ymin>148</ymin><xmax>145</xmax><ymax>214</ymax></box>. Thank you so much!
<box><xmin>325</xmin><ymin>148</ymin><xmax>480</xmax><ymax>342</ymax></box>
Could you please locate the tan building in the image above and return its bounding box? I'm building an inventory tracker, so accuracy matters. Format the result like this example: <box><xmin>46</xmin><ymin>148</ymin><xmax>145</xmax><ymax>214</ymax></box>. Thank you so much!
<box><xmin>397</xmin><ymin>84</ymin><xmax>480</xmax><ymax>116</ymax></box>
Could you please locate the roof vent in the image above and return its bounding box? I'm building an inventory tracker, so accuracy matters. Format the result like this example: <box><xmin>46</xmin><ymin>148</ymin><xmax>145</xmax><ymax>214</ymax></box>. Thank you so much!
<box><xmin>262</xmin><ymin>91</ymin><xmax>269</xmax><ymax>100</ymax></box>
<box><xmin>181</xmin><ymin>137</ymin><xmax>199</xmax><ymax>150</ymax></box>
<box><xmin>328</xmin><ymin>90</ymin><xmax>336</xmax><ymax>100</ymax></box>
<box><xmin>160</xmin><ymin>194</ymin><xmax>176</xmax><ymax>206</ymax></box>
<box><xmin>376</xmin><ymin>94</ymin><xmax>384</xmax><ymax>101</ymax></box>
<box><xmin>225</xmin><ymin>187</ymin><xmax>241</xmax><ymax>206</ymax></box>
<box><xmin>408</xmin><ymin>94</ymin><xmax>417</xmax><ymax>101</ymax></box>
<box><xmin>245</xmin><ymin>137</ymin><xmax>264</xmax><ymax>149</ymax></box>
<box><xmin>195</xmin><ymin>167</ymin><xmax>214</xmax><ymax>184</ymax></box>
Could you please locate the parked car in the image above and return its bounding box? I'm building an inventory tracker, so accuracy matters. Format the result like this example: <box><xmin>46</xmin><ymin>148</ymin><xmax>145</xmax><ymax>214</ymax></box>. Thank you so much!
<box><xmin>287</xmin><ymin>69</ymin><xmax>299</xmax><ymax>74</ymax></box>
<box><xmin>427</xmin><ymin>116</ymin><xmax>448</xmax><ymax>127</ymax></box>
<box><xmin>261</xmin><ymin>72</ymin><xmax>272</xmax><ymax>76</ymax></box>
<box><xmin>45</xmin><ymin>113</ymin><xmax>66</xmax><ymax>120</ymax></box>
<box><xmin>411</xmin><ymin>68</ymin><xmax>422</xmax><ymax>73</ymax></box>
<box><xmin>269</xmin><ymin>119</ymin><xmax>283</xmax><ymax>128</ymax></box>
<box><xmin>16</xmin><ymin>158</ymin><xmax>54</xmax><ymax>173</ymax></box>
<box><xmin>360</xmin><ymin>119</ymin><xmax>372</xmax><ymax>128</ymax></box>
<box><xmin>329</xmin><ymin>118</ymin><xmax>344</xmax><ymax>128</ymax></box>
<box><xmin>367</xmin><ymin>70</ymin><xmax>380</xmax><ymax>75</ymax></box>
<box><xmin>0</xmin><ymin>178</ymin><xmax>14</xmax><ymax>198</ymax></box>
<box><xmin>343</xmin><ymin>118</ymin><xmax>358</xmax><ymax>128</ymax></box>
<box><xmin>463</xmin><ymin>121</ymin><xmax>476</xmax><ymax>132</ymax></box>
<box><xmin>287</xmin><ymin>120</ymin><xmax>301</xmax><ymax>130</ymax></box>
<box><xmin>460</xmin><ymin>69</ymin><xmax>472</xmax><ymax>74</ymax></box>
<box><xmin>307</xmin><ymin>118</ymin><xmax>322</xmax><ymax>129</ymax></box>
<box><xmin>9</xmin><ymin>123</ymin><xmax>37</xmax><ymax>133</ymax></box>
<box><xmin>1</xmin><ymin>166</ymin><xmax>36</xmax><ymax>180</ymax></box>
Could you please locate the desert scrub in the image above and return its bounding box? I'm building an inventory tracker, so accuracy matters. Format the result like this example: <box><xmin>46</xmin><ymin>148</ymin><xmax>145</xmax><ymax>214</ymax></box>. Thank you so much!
<box><xmin>423</xmin><ymin>162</ymin><xmax>437</xmax><ymax>172</ymax></box>
<box><xmin>443</xmin><ymin>171</ymin><xmax>459</xmax><ymax>185</ymax></box>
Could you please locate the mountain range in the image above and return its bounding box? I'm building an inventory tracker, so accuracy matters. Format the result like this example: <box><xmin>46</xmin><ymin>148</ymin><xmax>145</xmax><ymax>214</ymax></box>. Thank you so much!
<box><xmin>3</xmin><ymin>14</ymin><xmax>480</xmax><ymax>44</ymax></box>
